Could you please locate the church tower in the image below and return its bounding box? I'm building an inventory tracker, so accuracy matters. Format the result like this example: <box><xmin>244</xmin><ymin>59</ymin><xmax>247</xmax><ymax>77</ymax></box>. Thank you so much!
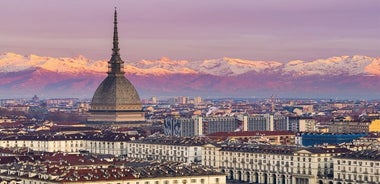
<box><xmin>87</xmin><ymin>9</ymin><xmax>145</xmax><ymax>126</ymax></box>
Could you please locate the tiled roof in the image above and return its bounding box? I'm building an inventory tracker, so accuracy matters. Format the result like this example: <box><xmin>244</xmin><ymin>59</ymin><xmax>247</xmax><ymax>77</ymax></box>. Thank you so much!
<box><xmin>131</xmin><ymin>136</ymin><xmax>212</xmax><ymax>146</ymax></box>
<box><xmin>0</xmin><ymin>153</ymin><xmax>222</xmax><ymax>182</ymax></box>
<box><xmin>207</xmin><ymin>131</ymin><xmax>294</xmax><ymax>137</ymax></box>
<box><xmin>218</xmin><ymin>144</ymin><xmax>350</xmax><ymax>155</ymax></box>
<box><xmin>337</xmin><ymin>150</ymin><xmax>380</xmax><ymax>161</ymax></box>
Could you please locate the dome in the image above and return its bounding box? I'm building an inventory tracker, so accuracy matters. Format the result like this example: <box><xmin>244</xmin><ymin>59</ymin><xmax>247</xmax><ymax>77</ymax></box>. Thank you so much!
<box><xmin>91</xmin><ymin>75</ymin><xmax>142</xmax><ymax>111</ymax></box>
<box><xmin>87</xmin><ymin>9</ymin><xmax>145</xmax><ymax>124</ymax></box>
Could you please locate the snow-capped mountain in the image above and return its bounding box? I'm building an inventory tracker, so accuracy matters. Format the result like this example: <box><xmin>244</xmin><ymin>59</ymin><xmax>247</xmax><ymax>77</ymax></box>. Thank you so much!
<box><xmin>0</xmin><ymin>52</ymin><xmax>379</xmax><ymax>98</ymax></box>
<box><xmin>283</xmin><ymin>55</ymin><xmax>380</xmax><ymax>76</ymax></box>
<box><xmin>1</xmin><ymin>53</ymin><xmax>379</xmax><ymax>76</ymax></box>
<box><xmin>0</xmin><ymin>53</ymin><xmax>99</xmax><ymax>73</ymax></box>
<box><xmin>195</xmin><ymin>57</ymin><xmax>282</xmax><ymax>76</ymax></box>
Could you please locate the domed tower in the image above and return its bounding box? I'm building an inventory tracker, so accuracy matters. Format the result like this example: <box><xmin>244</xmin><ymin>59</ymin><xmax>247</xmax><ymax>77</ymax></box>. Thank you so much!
<box><xmin>87</xmin><ymin>9</ymin><xmax>145</xmax><ymax>125</ymax></box>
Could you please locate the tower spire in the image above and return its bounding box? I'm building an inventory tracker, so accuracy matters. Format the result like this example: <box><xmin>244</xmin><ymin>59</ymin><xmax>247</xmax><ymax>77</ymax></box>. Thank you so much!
<box><xmin>112</xmin><ymin>7</ymin><xmax>120</xmax><ymax>56</ymax></box>
<box><xmin>108</xmin><ymin>7</ymin><xmax>124</xmax><ymax>75</ymax></box>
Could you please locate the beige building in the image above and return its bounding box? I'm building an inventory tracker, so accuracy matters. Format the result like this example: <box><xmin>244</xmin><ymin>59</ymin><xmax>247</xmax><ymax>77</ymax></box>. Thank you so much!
<box><xmin>299</xmin><ymin>119</ymin><xmax>317</xmax><ymax>132</ymax></box>
<box><xmin>289</xmin><ymin>117</ymin><xmax>316</xmax><ymax>132</ymax></box>
<box><xmin>328</xmin><ymin>121</ymin><xmax>369</xmax><ymax>133</ymax></box>
<box><xmin>193</xmin><ymin>96</ymin><xmax>202</xmax><ymax>105</ymax></box>
<box><xmin>202</xmin><ymin>144</ymin><xmax>349</xmax><ymax>184</ymax></box>
<box><xmin>333</xmin><ymin>150</ymin><xmax>380</xmax><ymax>183</ymax></box>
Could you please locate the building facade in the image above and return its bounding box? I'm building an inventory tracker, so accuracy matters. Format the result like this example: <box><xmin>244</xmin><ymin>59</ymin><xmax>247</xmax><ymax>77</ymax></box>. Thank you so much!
<box><xmin>164</xmin><ymin>114</ymin><xmax>289</xmax><ymax>137</ymax></box>
<box><xmin>202</xmin><ymin>144</ymin><xmax>349</xmax><ymax>184</ymax></box>
<box><xmin>125</xmin><ymin>137</ymin><xmax>205</xmax><ymax>164</ymax></box>
<box><xmin>329</xmin><ymin>121</ymin><xmax>370</xmax><ymax>133</ymax></box>
<box><xmin>289</xmin><ymin>117</ymin><xmax>317</xmax><ymax>132</ymax></box>
<box><xmin>333</xmin><ymin>150</ymin><xmax>380</xmax><ymax>183</ymax></box>
<box><xmin>0</xmin><ymin>133</ymin><xmax>134</xmax><ymax>156</ymax></box>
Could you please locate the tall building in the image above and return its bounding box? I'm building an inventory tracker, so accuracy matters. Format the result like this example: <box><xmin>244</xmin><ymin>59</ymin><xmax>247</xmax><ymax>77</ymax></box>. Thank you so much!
<box><xmin>151</xmin><ymin>96</ymin><xmax>157</xmax><ymax>104</ymax></box>
<box><xmin>247</xmin><ymin>114</ymin><xmax>274</xmax><ymax>131</ymax></box>
<box><xmin>178</xmin><ymin>96</ymin><xmax>188</xmax><ymax>104</ymax></box>
<box><xmin>289</xmin><ymin>117</ymin><xmax>316</xmax><ymax>132</ymax></box>
<box><xmin>194</xmin><ymin>96</ymin><xmax>202</xmax><ymax>105</ymax></box>
<box><xmin>329</xmin><ymin>121</ymin><xmax>370</xmax><ymax>133</ymax></box>
<box><xmin>164</xmin><ymin>114</ymin><xmax>289</xmax><ymax>137</ymax></box>
<box><xmin>87</xmin><ymin>9</ymin><xmax>145</xmax><ymax>125</ymax></box>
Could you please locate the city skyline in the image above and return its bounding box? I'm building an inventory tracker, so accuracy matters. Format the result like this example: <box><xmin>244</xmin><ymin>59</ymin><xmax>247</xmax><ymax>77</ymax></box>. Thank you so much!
<box><xmin>1</xmin><ymin>2</ymin><xmax>380</xmax><ymax>183</ymax></box>
<box><xmin>1</xmin><ymin>0</ymin><xmax>380</xmax><ymax>99</ymax></box>
<box><xmin>0</xmin><ymin>0</ymin><xmax>379</xmax><ymax>62</ymax></box>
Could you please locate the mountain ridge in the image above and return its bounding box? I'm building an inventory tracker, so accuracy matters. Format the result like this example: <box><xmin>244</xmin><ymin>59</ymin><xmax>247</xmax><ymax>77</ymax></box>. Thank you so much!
<box><xmin>1</xmin><ymin>52</ymin><xmax>379</xmax><ymax>77</ymax></box>
<box><xmin>1</xmin><ymin>52</ymin><xmax>380</xmax><ymax>98</ymax></box>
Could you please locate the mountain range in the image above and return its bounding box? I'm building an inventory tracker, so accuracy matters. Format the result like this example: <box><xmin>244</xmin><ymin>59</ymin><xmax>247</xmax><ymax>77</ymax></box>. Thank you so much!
<box><xmin>1</xmin><ymin>52</ymin><xmax>380</xmax><ymax>99</ymax></box>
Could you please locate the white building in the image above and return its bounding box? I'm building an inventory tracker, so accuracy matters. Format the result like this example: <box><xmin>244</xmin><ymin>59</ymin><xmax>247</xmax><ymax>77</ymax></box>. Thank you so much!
<box><xmin>333</xmin><ymin>150</ymin><xmax>380</xmax><ymax>184</ymax></box>
<box><xmin>0</xmin><ymin>133</ymin><xmax>135</xmax><ymax>156</ymax></box>
<box><xmin>126</xmin><ymin>137</ymin><xmax>206</xmax><ymax>164</ymax></box>
<box><xmin>289</xmin><ymin>117</ymin><xmax>317</xmax><ymax>132</ymax></box>
<box><xmin>202</xmin><ymin>143</ymin><xmax>349</xmax><ymax>184</ymax></box>
<box><xmin>164</xmin><ymin>114</ymin><xmax>287</xmax><ymax>137</ymax></box>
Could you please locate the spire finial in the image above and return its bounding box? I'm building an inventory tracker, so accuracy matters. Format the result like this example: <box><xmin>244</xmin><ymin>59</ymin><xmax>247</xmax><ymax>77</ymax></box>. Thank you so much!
<box><xmin>112</xmin><ymin>7</ymin><xmax>120</xmax><ymax>56</ymax></box>
<box><xmin>108</xmin><ymin>7</ymin><xmax>124</xmax><ymax>75</ymax></box>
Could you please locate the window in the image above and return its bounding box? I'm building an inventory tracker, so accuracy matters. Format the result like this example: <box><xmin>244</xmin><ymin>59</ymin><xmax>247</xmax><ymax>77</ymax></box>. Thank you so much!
<box><xmin>191</xmin><ymin>179</ymin><xmax>196</xmax><ymax>183</ymax></box>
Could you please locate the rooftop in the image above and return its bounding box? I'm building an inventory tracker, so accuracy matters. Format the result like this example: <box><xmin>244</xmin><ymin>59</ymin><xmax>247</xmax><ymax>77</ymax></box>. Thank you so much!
<box><xmin>337</xmin><ymin>150</ymin><xmax>380</xmax><ymax>161</ymax></box>
<box><xmin>131</xmin><ymin>136</ymin><xmax>212</xmax><ymax>146</ymax></box>
<box><xmin>0</xmin><ymin>153</ymin><xmax>223</xmax><ymax>182</ymax></box>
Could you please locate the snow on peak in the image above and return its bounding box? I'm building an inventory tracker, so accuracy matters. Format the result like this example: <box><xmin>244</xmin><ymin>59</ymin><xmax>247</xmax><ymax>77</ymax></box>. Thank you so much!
<box><xmin>132</xmin><ymin>57</ymin><xmax>196</xmax><ymax>75</ymax></box>
<box><xmin>195</xmin><ymin>57</ymin><xmax>282</xmax><ymax>76</ymax></box>
<box><xmin>283</xmin><ymin>55</ymin><xmax>377</xmax><ymax>76</ymax></box>
<box><xmin>0</xmin><ymin>52</ymin><xmax>379</xmax><ymax>77</ymax></box>
<box><xmin>364</xmin><ymin>57</ymin><xmax>380</xmax><ymax>76</ymax></box>
<box><xmin>0</xmin><ymin>53</ymin><xmax>94</xmax><ymax>73</ymax></box>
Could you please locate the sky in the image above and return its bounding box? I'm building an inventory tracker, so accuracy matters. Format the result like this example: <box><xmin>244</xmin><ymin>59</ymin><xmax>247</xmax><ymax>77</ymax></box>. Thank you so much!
<box><xmin>0</xmin><ymin>0</ymin><xmax>379</xmax><ymax>62</ymax></box>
